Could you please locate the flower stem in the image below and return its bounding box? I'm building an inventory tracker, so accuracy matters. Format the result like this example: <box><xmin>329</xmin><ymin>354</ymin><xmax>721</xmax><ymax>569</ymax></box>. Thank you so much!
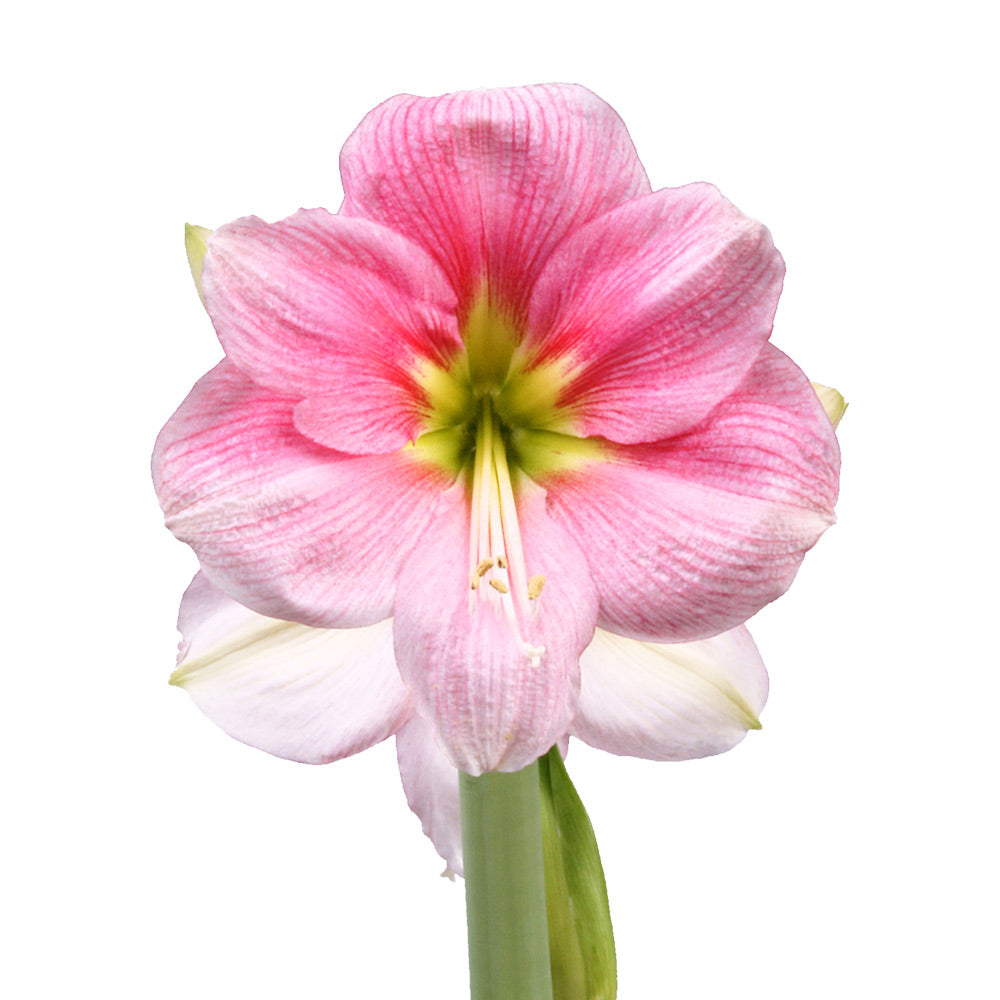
<box><xmin>460</xmin><ymin>761</ymin><xmax>554</xmax><ymax>1000</ymax></box>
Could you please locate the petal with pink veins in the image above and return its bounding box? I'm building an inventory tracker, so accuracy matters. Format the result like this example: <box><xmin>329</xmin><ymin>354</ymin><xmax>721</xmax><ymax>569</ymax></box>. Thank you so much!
<box><xmin>202</xmin><ymin>209</ymin><xmax>461</xmax><ymax>454</ymax></box>
<box><xmin>526</xmin><ymin>183</ymin><xmax>784</xmax><ymax>443</ymax></box>
<box><xmin>172</xmin><ymin>574</ymin><xmax>411</xmax><ymax>764</ymax></box>
<box><xmin>573</xmin><ymin>626</ymin><xmax>767</xmax><ymax>760</ymax></box>
<box><xmin>395</xmin><ymin>713</ymin><xmax>464</xmax><ymax>876</ymax></box>
<box><xmin>339</xmin><ymin>85</ymin><xmax>650</xmax><ymax>319</ymax></box>
<box><xmin>392</xmin><ymin>479</ymin><xmax>598</xmax><ymax>775</ymax></box>
<box><xmin>544</xmin><ymin>345</ymin><xmax>840</xmax><ymax>642</ymax></box>
<box><xmin>153</xmin><ymin>361</ymin><xmax>453</xmax><ymax>627</ymax></box>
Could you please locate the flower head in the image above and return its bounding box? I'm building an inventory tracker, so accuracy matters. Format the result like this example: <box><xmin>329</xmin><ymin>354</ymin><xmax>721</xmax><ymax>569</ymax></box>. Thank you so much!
<box><xmin>154</xmin><ymin>85</ymin><xmax>839</xmax><ymax>778</ymax></box>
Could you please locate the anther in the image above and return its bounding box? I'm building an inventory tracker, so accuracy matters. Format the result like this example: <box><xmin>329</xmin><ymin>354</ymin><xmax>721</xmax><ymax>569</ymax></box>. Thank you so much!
<box><xmin>527</xmin><ymin>575</ymin><xmax>546</xmax><ymax>600</ymax></box>
<box><xmin>470</xmin><ymin>575</ymin><xmax>481</xmax><ymax>591</ymax></box>
<box><xmin>489</xmin><ymin>578</ymin><xmax>509</xmax><ymax>594</ymax></box>
<box><xmin>522</xmin><ymin>642</ymin><xmax>546</xmax><ymax>667</ymax></box>
<box><xmin>475</xmin><ymin>558</ymin><xmax>495</xmax><ymax>577</ymax></box>
<box><xmin>495</xmin><ymin>554</ymin><xmax>508</xmax><ymax>569</ymax></box>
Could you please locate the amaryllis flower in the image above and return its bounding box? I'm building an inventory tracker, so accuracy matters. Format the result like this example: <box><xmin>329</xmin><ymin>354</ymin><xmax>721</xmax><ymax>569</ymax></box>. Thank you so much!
<box><xmin>154</xmin><ymin>84</ymin><xmax>840</xmax><ymax>780</ymax></box>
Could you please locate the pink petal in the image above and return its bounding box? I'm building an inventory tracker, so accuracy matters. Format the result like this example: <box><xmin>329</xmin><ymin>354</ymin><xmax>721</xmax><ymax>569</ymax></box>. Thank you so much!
<box><xmin>574</xmin><ymin>626</ymin><xmax>768</xmax><ymax>761</ymax></box>
<box><xmin>392</xmin><ymin>479</ymin><xmax>598</xmax><ymax>775</ymax></box>
<box><xmin>395</xmin><ymin>713</ymin><xmax>463</xmax><ymax>875</ymax></box>
<box><xmin>173</xmin><ymin>574</ymin><xmax>411</xmax><ymax>764</ymax></box>
<box><xmin>544</xmin><ymin>345</ymin><xmax>840</xmax><ymax>641</ymax></box>
<box><xmin>153</xmin><ymin>361</ymin><xmax>453</xmax><ymax>627</ymax></box>
<box><xmin>202</xmin><ymin>209</ymin><xmax>461</xmax><ymax>454</ymax></box>
<box><xmin>526</xmin><ymin>184</ymin><xmax>784</xmax><ymax>444</ymax></box>
<box><xmin>339</xmin><ymin>85</ymin><xmax>650</xmax><ymax>320</ymax></box>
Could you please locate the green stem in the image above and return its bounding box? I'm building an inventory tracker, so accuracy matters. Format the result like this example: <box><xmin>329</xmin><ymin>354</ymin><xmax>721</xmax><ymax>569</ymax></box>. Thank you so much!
<box><xmin>460</xmin><ymin>761</ymin><xmax>554</xmax><ymax>1000</ymax></box>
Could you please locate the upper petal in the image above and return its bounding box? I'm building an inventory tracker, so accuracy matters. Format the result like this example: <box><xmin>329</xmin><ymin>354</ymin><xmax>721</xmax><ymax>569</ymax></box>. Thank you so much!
<box><xmin>153</xmin><ymin>361</ymin><xmax>453</xmax><ymax>627</ymax></box>
<box><xmin>173</xmin><ymin>573</ymin><xmax>411</xmax><ymax>764</ymax></box>
<box><xmin>202</xmin><ymin>209</ymin><xmax>461</xmax><ymax>453</ymax></box>
<box><xmin>543</xmin><ymin>345</ymin><xmax>840</xmax><ymax>641</ymax></box>
<box><xmin>392</xmin><ymin>479</ymin><xmax>598</xmax><ymax>775</ymax></box>
<box><xmin>526</xmin><ymin>184</ymin><xmax>784</xmax><ymax>443</ymax></box>
<box><xmin>573</xmin><ymin>626</ymin><xmax>767</xmax><ymax>760</ymax></box>
<box><xmin>339</xmin><ymin>85</ymin><xmax>650</xmax><ymax>320</ymax></box>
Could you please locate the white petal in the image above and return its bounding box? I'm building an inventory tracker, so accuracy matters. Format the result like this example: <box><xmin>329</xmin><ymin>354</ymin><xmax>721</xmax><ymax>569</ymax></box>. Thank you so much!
<box><xmin>172</xmin><ymin>573</ymin><xmax>411</xmax><ymax>764</ymax></box>
<box><xmin>573</xmin><ymin>626</ymin><xmax>768</xmax><ymax>761</ymax></box>
<box><xmin>395</xmin><ymin>713</ymin><xmax>463</xmax><ymax>876</ymax></box>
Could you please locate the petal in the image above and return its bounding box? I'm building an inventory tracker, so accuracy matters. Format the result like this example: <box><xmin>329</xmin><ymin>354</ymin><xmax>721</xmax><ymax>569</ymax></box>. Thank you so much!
<box><xmin>172</xmin><ymin>573</ymin><xmax>411</xmax><ymax>764</ymax></box>
<box><xmin>395</xmin><ymin>713</ymin><xmax>463</xmax><ymax>875</ymax></box>
<box><xmin>392</xmin><ymin>479</ymin><xmax>598</xmax><ymax>774</ymax></box>
<box><xmin>544</xmin><ymin>345</ymin><xmax>840</xmax><ymax>641</ymax></box>
<box><xmin>153</xmin><ymin>361</ymin><xmax>453</xmax><ymax>627</ymax></box>
<box><xmin>202</xmin><ymin>209</ymin><xmax>461</xmax><ymax>453</ymax></box>
<box><xmin>526</xmin><ymin>184</ymin><xmax>784</xmax><ymax>444</ymax></box>
<box><xmin>573</xmin><ymin>626</ymin><xmax>767</xmax><ymax>760</ymax></box>
<box><xmin>339</xmin><ymin>85</ymin><xmax>650</xmax><ymax>320</ymax></box>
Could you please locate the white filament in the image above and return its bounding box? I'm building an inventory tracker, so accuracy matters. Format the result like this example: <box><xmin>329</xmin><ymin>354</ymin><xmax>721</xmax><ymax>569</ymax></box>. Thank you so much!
<box><xmin>467</xmin><ymin>399</ymin><xmax>545</xmax><ymax>666</ymax></box>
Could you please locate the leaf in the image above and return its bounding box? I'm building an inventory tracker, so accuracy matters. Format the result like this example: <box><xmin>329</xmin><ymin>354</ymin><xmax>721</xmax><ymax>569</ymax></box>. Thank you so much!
<box><xmin>539</xmin><ymin>746</ymin><xmax>617</xmax><ymax>1000</ymax></box>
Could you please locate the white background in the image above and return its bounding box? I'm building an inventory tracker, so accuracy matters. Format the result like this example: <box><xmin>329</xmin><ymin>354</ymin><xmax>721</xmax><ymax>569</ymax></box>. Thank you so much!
<box><xmin>4</xmin><ymin>1</ymin><xmax>996</xmax><ymax>997</ymax></box>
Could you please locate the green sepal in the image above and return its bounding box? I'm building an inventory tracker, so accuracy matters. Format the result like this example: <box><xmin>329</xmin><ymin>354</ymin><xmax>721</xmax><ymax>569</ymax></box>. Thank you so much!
<box><xmin>184</xmin><ymin>223</ymin><xmax>212</xmax><ymax>305</ymax></box>
<box><xmin>539</xmin><ymin>746</ymin><xmax>617</xmax><ymax>1000</ymax></box>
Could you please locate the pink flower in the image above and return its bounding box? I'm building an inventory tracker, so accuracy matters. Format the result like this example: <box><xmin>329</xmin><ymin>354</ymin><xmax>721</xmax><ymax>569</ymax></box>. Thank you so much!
<box><xmin>154</xmin><ymin>85</ymin><xmax>839</xmax><ymax>783</ymax></box>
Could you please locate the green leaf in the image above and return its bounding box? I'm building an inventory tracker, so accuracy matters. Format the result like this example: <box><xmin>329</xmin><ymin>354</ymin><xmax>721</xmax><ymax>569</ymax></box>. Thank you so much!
<box><xmin>539</xmin><ymin>746</ymin><xmax>617</xmax><ymax>1000</ymax></box>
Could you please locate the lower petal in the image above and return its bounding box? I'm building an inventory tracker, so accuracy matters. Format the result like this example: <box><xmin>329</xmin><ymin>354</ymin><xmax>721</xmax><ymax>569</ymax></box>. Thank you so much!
<box><xmin>172</xmin><ymin>574</ymin><xmax>411</xmax><ymax>764</ymax></box>
<box><xmin>392</xmin><ymin>479</ymin><xmax>598</xmax><ymax>775</ymax></box>
<box><xmin>395</xmin><ymin>713</ymin><xmax>463</xmax><ymax>875</ymax></box>
<box><xmin>573</xmin><ymin>626</ymin><xmax>767</xmax><ymax>761</ymax></box>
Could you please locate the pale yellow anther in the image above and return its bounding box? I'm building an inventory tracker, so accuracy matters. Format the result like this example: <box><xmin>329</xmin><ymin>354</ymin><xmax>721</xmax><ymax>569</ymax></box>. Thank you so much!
<box><xmin>489</xmin><ymin>578</ymin><xmax>510</xmax><ymax>595</ymax></box>
<box><xmin>496</xmin><ymin>554</ymin><xmax>508</xmax><ymax>569</ymax></box>
<box><xmin>470</xmin><ymin>575</ymin><xmax>481</xmax><ymax>591</ymax></box>
<box><xmin>527</xmin><ymin>575</ymin><xmax>546</xmax><ymax>600</ymax></box>
<box><xmin>476</xmin><ymin>558</ymin><xmax>495</xmax><ymax>577</ymax></box>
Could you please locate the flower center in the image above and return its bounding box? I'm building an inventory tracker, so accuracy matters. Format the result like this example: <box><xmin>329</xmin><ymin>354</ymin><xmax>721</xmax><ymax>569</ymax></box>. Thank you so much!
<box><xmin>413</xmin><ymin>296</ymin><xmax>601</xmax><ymax>469</ymax></box>
<box><xmin>408</xmin><ymin>296</ymin><xmax>605</xmax><ymax>656</ymax></box>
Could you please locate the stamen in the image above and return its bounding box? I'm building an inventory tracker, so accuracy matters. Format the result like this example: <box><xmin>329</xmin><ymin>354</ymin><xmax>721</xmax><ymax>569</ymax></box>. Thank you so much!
<box><xmin>522</xmin><ymin>642</ymin><xmax>546</xmax><ymax>667</ymax></box>
<box><xmin>466</xmin><ymin>396</ymin><xmax>548</xmax><ymax>667</ymax></box>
